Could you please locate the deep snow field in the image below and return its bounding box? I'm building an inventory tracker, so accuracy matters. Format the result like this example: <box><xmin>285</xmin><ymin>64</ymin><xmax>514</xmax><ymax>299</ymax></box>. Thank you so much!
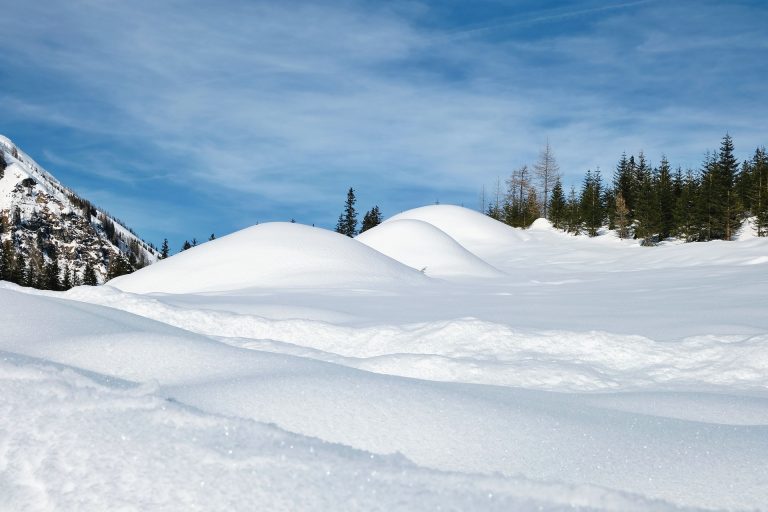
<box><xmin>3</xmin><ymin>205</ymin><xmax>768</xmax><ymax>511</ymax></box>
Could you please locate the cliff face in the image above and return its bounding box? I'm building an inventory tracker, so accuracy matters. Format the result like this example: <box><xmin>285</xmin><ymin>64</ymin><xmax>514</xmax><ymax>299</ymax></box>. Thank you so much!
<box><xmin>0</xmin><ymin>135</ymin><xmax>157</xmax><ymax>286</ymax></box>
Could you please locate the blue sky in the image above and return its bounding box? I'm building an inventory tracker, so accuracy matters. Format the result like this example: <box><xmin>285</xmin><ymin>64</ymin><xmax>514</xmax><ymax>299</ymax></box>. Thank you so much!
<box><xmin>1</xmin><ymin>0</ymin><xmax>766</xmax><ymax>250</ymax></box>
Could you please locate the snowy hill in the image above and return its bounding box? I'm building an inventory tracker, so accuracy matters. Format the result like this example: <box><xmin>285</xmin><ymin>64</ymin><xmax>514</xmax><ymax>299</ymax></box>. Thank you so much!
<box><xmin>109</xmin><ymin>222</ymin><xmax>426</xmax><ymax>294</ymax></box>
<box><xmin>356</xmin><ymin>218</ymin><xmax>505</xmax><ymax>278</ymax></box>
<box><xmin>0</xmin><ymin>135</ymin><xmax>158</xmax><ymax>284</ymax></box>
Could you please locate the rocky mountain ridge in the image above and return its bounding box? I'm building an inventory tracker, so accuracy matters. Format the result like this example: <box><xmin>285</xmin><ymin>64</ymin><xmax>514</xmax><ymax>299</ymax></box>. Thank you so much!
<box><xmin>0</xmin><ymin>135</ymin><xmax>158</xmax><ymax>287</ymax></box>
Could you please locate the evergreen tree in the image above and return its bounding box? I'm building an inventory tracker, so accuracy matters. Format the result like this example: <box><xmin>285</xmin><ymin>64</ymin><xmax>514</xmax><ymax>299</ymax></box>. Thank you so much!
<box><xmin>750</xmin><ymin>147</ymin><xmax>768</xmax><ymax>236</ymax></box>
<box><xmin>209</xmin><ymin>233</ymin><xmax>216</xmax><ymax>241</ymax></box>
<box><xmin>717</xmin><ymin>134</ymin><xmax>742</xmax><ymax>240</ymax></box>
<box><xmin>181</xmin><ymin>240</ymin><xmax>192</xmax><ymax>251</ymax></box>
<box><xmin>674</xmin><ymin>169</ymin><xmax>699</xmax><ymax>241</ymax></box>
<box><xmin>656</xmin><ymin>156</ymin><xmax>675</xmax><ymax>240</ymax></box>
<box><xmin>634</xmin><ymin>154</ymin><xmax>659</xmax><ymax>244</ymax></box>
<box><xmin>580</xmin><ymin>169</ymin><xmax>604</xmax><ymax>237</ymax></box>
<box><xmin>106</xmin><ymin>254</ymin><xmax>132</xmax><ymax>280</ymax></box>
<box><xmin>160</xmin><ymin>238</ymin><xmax>170</xmax><ymax>259</ymax></box>
<box><xmin>12</xmin><ymin>251</ymin><xmax>27</xmax><ymax>286</ymax></box>
<box><xmin>548</xmin><ymin>178</ymin><xmax>567</xmax><ymax>229</ymax></box>
<box><xmin>335</xmin><ymin>187</ymin><xmax>358</xmax><ymax>237</ymax></box>
<box><xmin>360</xmin><ymin>206</ymin><xmax>383</xmax><ymax>233</ymax></box>
<box><xmin>1</xmin><ymin>240</ymin><xmax>15</xmax><ymax>283</ymax></box>
<box><xmin>44</xmin><ymin>259</ymin><xmax>62</xmax><ymax>291</ymax></box>
<box><xmin>62</xmin><ymin>263</ymin><xmax>72</xmax><ymax>290</ymax></box>
<box><xmin>565</xmin><ymin>185</ymin><xmax>581</xmax><ymax>233</ymax></box>
<box><xmin>82</xmin><ymin>261</ymin><xmax>98</xmax><ymax>286</ymax></box>
<box><xmin>523</xmin><ymin>188</ymin><xmax>541</xmax><ymax>227</ymax></box>
<box><xmin>191</xmin><ymin>238</ymin><xmax>198</xmax><ymax>247</ymax></box>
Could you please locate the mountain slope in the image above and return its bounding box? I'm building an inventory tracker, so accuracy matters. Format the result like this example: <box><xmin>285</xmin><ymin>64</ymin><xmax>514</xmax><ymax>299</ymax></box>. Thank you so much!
<box><xmin>0</xmin><ymin>135</ymin><xmax>158</xmax><ymax>286</ymax></box>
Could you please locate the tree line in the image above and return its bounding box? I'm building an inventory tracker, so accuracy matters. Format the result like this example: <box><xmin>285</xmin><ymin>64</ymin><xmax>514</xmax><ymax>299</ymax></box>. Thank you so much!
<box><xmin>486</xmin><ymin>134</ymin><xmax>768</xmax><ymax>243</ymax></box>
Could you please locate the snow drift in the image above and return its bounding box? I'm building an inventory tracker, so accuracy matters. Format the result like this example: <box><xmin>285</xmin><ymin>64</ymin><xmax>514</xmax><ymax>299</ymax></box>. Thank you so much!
<box><xmin>356</xmin><ymin>219</ymin><xmax>504</xmax><ymax>278</ymax></box>
<box><xmin>109</xmin><ymin>222</ymin><xmax>426</xmax><ymax>294</ymax></box>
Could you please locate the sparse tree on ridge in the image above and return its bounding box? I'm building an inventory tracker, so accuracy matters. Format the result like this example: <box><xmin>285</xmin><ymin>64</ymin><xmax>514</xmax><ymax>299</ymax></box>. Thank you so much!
<box><xmin>335</xmin><ymin>187</ymin><xmax>358</xmax><ymax>237</ymax></box>
<box><xmin>181</xmin><ymin>240</ymin><xmax>192</xmax><ymax>251</ymax></box>
<box><xmin>534</xmin><ymin>141</ymin><xmax>560</xmax><ymax>219</ymax></box>
<box><xmin>160</xmin><ymin>238</ymin><xmax>170</xmax><ymax>259</ymax></box>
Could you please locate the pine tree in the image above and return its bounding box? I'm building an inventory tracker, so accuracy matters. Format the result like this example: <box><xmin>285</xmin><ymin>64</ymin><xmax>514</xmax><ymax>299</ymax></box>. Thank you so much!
<box><xmin>82</xmin><ymin>261</ymin><xmax>98</xmax><ymax>286</ymax></box>
<box><xmin>674</xmin><ymin>169</ymin><xmax>699</xmax><ymax>241</ymax></box>
<box><xmin>750</xmin><ymin>147</ymin><xmax>768</xmax><ymax>236</ymax></box>
<box><xmin>209</xmin><ymin>233</ymin><xmax>216</xmax><ymax>241</ymax></box>
<box><xmin>565</xmin><ymin>185</ymin><xmax>581</xmax><ymax>233</ymax></box>
<box><xmin>12</xmin><ymin>251</ymin><xmax>27</xmax><ymax>286</ymax></box>
<box><xmin>335</xmin><ymin>187</ymin><xmax>358</xmax><ymax>237</ymax></box>
<box><xmin>717</xmin><ymin>134</ymin><xmax>741</xmax><ymax>240</ymax></box>
<box><xmin>62</xmin><ymin>263</ymin><xmax>72</xmax><ymax>290</ymax></box>
<box><xmin>191</xmin><ymin>238</ymin><xmax>198</xmax><ymax>247</ymax></box>
<box><xmin>580</xmin><ymin>169</ymin><xmax>604</xmax><ymax>237</ymax></box>
<box><xmin>548</xmin><ymin>178</ymin><xmax>566</xmax><ymax>229</ymax></box>
<box><xmin>360</xmin><ymin>206</ymin><xmax>383</xmax><ymax>233</ymax></box>
<box><xmin>44</xmin><ymin>259</ymin><xmax>62</xmax><ymax>291</ymax></box>
<box><xmin>160</xmin><ymin>238</ymin><xmax>170</xmax><ymax>259</ymax></box>
<box><xmin>656</xmin><ymin>156</ymin><xmax>675</xmax><ymax>240</ymax></box>
<box><xmin>182</xmin><ymin>240</ymin><xmax>192</xmax><ymax>251</ymax></box>
<box><xmin>106</xmin><ymin>254</ymin><xmax>132</xmax><ymax>280</ymax></box>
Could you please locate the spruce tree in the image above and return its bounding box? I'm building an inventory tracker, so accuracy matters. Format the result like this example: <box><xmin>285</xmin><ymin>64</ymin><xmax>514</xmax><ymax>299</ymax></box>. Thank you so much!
<box><xmin>107</xmin><ymin>254</ymin><xmax>133</xmax><ymax>280</ymax></box>
<box><xmin>717</xmin><ymin>134</ymin><xmax>741</xmax><ymax>240</ymax></box>
<box><xmin>360</xmin><ymin>206</ymin><xmax>383</xmax><ymax>233</ymax></box>
<box><xmin>565</xmin><ymin>185</ymin><xmax>581</xmax><ymax>233</ymax></box>
<box><xmin>656</xmin><ymin>156</ymin><xmax>675</xmax><ymax>240</ymax></box>
<box><xmin>62</xmin><ymin>263</ymin><xmax>72</xmax><ymax>290</ymax></box>
<box><xmin>181</xmin><ymin>240</ymin><xmax>192</xmax><ymax>251</ymax></box>
<box><xmin>44</xmin><ymin>259</ymin><xmax>62</xmax><ymax>291</ymax></box>
<box><xmin>160</xmin><ymin>238</ymin><xmax>170</xmax><ymax>259</ymax></box>
<box><xmin>335</xmin><ymin>187</ymin><xmax>358</xmax><ymax>237</ymax></box>
<box><xmin>209</xmin><ymin>233</ymin><xmax>216</xmax><ymax>241</ymax></box>
<box><xmin>580</xmin><ymin>169</ymin><xmax>604</xmax><ymax>237</ymax></box>
<box><xmin>548</xmin><ymin>178</ymin><xmax>566</xmax><ymax>229</ymax></box>
<box><xmin>12</xmin><ymin>251</ymin><xmax>27</xmax><ymax>286</ymax></box>
<box><xmin>82</xmin><ymin>261</ymin><xmax>98</xmax><ymax>286</ymax></box>
<box><xmin>674</xmin><ymin>169</ymin><xmax>699</xmax><ymax>241</ymax></box>
<box><xmin>750</xmin><ymin>147</ymin><xmax>768</xmax><ymax>236</ymax></box>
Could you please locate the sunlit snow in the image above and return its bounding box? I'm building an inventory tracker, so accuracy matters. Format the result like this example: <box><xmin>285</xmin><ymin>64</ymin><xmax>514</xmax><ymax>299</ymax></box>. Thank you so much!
<box><xmin>3</xmin><ymin>205</ymin><xmax>768</xmax><ymax>510</ymax></box>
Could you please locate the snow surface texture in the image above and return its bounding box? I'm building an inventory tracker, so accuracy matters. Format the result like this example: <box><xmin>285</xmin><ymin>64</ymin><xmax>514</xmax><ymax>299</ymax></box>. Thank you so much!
<box><xmin>5</xmin><ymin>205</ymin><xmax>768</xmax><ymax>510</ymax></box>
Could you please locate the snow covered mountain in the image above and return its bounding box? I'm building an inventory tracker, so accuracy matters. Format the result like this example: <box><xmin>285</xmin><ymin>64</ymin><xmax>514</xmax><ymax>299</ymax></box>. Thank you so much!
<box><xmin>0</xmin><ymin>135</ymin><xmax>158</xmax><ymax>286</ymax></box>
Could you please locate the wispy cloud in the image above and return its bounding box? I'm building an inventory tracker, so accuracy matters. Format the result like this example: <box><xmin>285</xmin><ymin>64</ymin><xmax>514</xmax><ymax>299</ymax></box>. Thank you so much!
<box><xmin>0</xmin><ymin>0</ymin><xmax>766</xmax><ymax>243</ymax></box>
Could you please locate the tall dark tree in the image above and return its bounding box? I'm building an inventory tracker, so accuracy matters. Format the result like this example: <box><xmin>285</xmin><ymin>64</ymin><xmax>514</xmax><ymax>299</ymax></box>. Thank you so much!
<box><xmin>717</xmin><ymin>134</ymin><xmax>742</xmax><ymax>240</ymax></box>
<box><xmin>43</xmin><ymin>259</ymin><xmax>62</xmax><ymax>291</ymax></box>
<box><xmin>580</xmin><ymin>169</ymin><xmax>604</xmax><ymax>236</ymax></box>
<box><xmin>750</xmin><ymin>147</ymin><xmax>768</xmax><ymax>236</ymax></box>
<box><xmin>360</xmin><ymin>206</ymin><xmax>383</xmax><ymax>233</ymax></box>
<box><xmin>160</xmin><ymin>238</ymin><xmax>170</xmax><ymax>259</ymax></box>
<box><xmin>106</xmin><ymin>254</ymin><xmax>132</xmax><ymax>281</ymax></box>
<box><xmin>674</xmin><ymin>169</ymin><xmax>699</xmax><ymax>241</ymax></box>
<box><xmin>656</xmin><ymin>156</ymin><xmax>675</xmax><ymax>240</ymax></box>
<box><xmin>548</xmin><ymin>178</ymin><xmax>566</xmax><ymax>229</ymax></box>
<box><xmin>82</xmin><ymin>261</ymin><xmax>98</xmax><ymax>286</ymax></box>
<box><xmin>335</xmin><ymin>187</ymin><xmax>358</xmax><ymax>237</ymax></box>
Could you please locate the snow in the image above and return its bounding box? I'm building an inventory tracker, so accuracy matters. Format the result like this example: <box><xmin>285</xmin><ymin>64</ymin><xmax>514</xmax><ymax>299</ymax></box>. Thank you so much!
<box><xmin>4</xmin><ymin>204</ymin><xmax>768</xmax><ymax>510</ymax></box>
<box><xmin>109</xmin><ymin>222</ymin><xmax>426</xmax><ymax>294</ymax></box>
<box><xmin>356</xmin><ymin>219</ymin><xmax>504</xmax><ymax>277</ymax></box>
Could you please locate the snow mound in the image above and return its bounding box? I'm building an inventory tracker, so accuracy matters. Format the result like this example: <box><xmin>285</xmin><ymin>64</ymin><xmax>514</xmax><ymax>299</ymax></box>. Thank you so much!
<box><xmin>109</xmin><ymin>222</ymin><xmax>426</xmax><ymax>293</ymax></box>
<box><xmin>356</xmin><ymin>219</ymin><xmax>504</xmax><ymax>278</ymax></box>
<box><xmin>529</xmin><ymin>217</ymin><xmax>555</xmax><ymax>231</ymax></box>
<box><xmin>386</xmin><ymin>205</ymin><xmax>526</xmax><ymax>256</ymax></box>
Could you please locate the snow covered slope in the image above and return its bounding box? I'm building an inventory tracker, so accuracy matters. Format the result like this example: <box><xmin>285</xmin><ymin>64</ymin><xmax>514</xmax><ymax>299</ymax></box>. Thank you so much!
<box><xmin>0</xmin><ymin>135</ymin><xmax>157</xmax><ymax>283</ymax></box>
<box><xmin>356</xmin><ymin>219</ymin><xmax>504</xmax><ymax>278</ymax></box>
<box><xmin>5</xmin><ymin>203</ymin><xmax>768</xmax><ymax>510</ymax></box>
<box><xmin>386</xmin><ymin>204</ymin><xmax>528</xmax><ymax>258</ymax></box>
<box><xmin>109</xmin><ymin>222</ymin><xmax>426</xmax><ymax>293</ymax></box>
<box><xmin>1</xmin><ymin>285</ymin><xmax>686</xmax><ymax>512</ymax></box>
